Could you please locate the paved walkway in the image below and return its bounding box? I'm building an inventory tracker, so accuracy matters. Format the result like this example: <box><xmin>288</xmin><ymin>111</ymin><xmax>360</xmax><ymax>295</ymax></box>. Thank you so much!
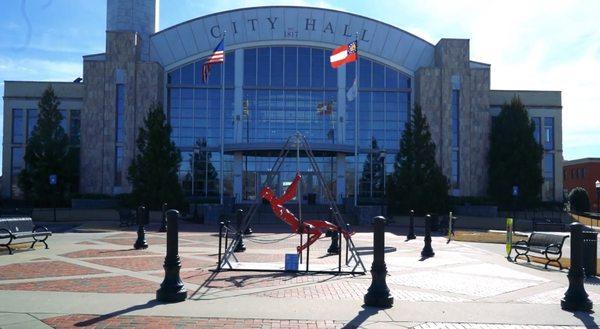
<box><xmin>0</xmin><ymin>222</ymin><xmax>598</xmax><ymax>328</ymax></box>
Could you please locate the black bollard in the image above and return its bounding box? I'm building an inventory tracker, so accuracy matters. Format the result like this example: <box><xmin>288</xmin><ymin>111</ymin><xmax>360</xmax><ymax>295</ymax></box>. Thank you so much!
<box><xmin>407</xmin><ymin>209</ymin><xmax>416</xmax><ymax>240</ymax></box>
<box><xmin>421</xmin><ymin>214</ymin><xmax>435</xmax><ymax>258</ymax></box>
<box><xmin>234</xmin><ymin>209</ymin><xmax>246</xmax><ymax>252</ymax></box>
<box><xmin>156</xmin><ymin>210</ymin><xmax>187</xmax><ymax>303</ymax></box>
<box><xmin>327</xmin><ymin>208</ymin><xmax>340</xmax><ymax>254</ymax></box>
<box><xmin>364</xmin><ymin>216</ymin><xmax>393</xmax><ymax>308</ymax></box>
<box><xmin>327</xmin><ymin>231</ymin><xmax>340</xmax><ymax>254</ymax></box>
<box><xmin>134</xmin><ymin>205</ymin><xmax>149</xmax><ymax>250</ymax></box>
<box><xmin>158</xmin><ymin>202</ymin><xmax>168</xmax><ymax>232</ymax></box>
<box><xmin>561</xmin><ymin>222</ymin><xmax>593</xmax><ymax>311</ymax></box>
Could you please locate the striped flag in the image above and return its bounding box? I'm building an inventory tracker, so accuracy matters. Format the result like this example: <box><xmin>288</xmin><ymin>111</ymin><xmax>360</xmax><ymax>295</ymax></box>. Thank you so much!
<box><xmin>330</xmin><ymin>41</ymin><xmax>357</xmax><ymax>68</ymax></box>
<box><xmin>202</xmin><ymin>39</ymin><xmax>225</xmax><ymax>83</ymax></box>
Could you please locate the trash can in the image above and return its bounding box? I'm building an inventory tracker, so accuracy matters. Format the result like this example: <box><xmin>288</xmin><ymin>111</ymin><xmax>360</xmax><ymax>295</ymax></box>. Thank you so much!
<box><xmin>582</xmin><ymin>228</ymin><xmax>598</xmax><ymax>277</ymax></box>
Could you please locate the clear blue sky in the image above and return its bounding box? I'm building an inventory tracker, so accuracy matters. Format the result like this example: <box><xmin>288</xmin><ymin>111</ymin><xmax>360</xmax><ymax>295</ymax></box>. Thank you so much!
<box><xmin>1</xmin><ymin>0</ymin><xmax>599</xmax><ymax>166</ymax></box>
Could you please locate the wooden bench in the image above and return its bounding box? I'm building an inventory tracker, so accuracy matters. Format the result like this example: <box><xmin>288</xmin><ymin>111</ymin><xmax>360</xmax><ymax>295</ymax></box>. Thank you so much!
<box><xmin>513</xmin><ymin>232</ymin><xmax>568</xmax><ymax>270</ymax></box>
<box><xmin>0</xmin><ymin>217</ymin><xmax>52</xmax><ymax>255</ymax></box>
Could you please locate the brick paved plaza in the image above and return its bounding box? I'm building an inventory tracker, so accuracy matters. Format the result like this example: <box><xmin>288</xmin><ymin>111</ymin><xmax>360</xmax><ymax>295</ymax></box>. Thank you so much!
<box><xmin>0</xmin><ymin>222</ymin><xmax>598</xmax><ymax>328</ymax></box>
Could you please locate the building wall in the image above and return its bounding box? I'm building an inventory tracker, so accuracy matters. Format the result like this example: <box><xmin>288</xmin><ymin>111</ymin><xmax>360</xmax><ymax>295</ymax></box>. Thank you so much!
<box><xmin>81</xmin><ymin>31</ymin><xmax>164</xmax><ymax>195</ymax></box>
<box><xmin>489</xmin><ymin>90</ymin><xmax>563</xmax><ymax>202</ymax></box>
<box><xmin>415</xmin><ymin>39</ymin><xmax>491</xmax><ymax>197</ymax></box>
<box><xmin>563</xmin><ymin>159</ymin><xmax>600</xmax><ymax>211</ymax></box>
<box><xmin>2</xmin><ymin>81</ymin><xmax>83</xmax><ymax>198</ymax></box>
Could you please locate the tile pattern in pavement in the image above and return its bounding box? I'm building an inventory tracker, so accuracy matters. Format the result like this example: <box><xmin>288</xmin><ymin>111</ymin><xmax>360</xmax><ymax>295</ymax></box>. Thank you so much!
<box><xmin>0</xmin><ymin>225</ymin><xmax>597</xmax><ymax>328</ymax></box>
<box><xmin>0</xmin><ymin>260</ymin><xmax>105</xmax><ymax>280</ymax></box>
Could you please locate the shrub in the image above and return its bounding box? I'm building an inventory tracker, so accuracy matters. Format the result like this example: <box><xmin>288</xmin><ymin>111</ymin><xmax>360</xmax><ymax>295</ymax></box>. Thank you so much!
<box><xmin>569</xmin><ymin>187</ymin><xmax>590</xmax><ymax>213</ymax></box>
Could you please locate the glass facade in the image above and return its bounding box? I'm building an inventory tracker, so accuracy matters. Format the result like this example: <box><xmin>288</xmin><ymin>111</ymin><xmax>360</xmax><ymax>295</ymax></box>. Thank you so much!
<box><xmin>167</xmin><ymin>45</ymin><xmax>411</xmax><ymax>201</ymax></box>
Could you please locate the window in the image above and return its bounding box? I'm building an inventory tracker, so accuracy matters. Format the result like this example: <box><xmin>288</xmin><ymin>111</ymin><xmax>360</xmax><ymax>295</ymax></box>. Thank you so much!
<box><xmin>115</xmin><ymin>84</ymin><xmax>125</xmax><ymax>186</ymax></box>
<box><xmin>531</xmin><ymin>117</ymin><xmax>541</xmax><ymax>144</ymax></box>
<box><xmin>544</xmin><ymin>117</ymin><xmax>554</xmax><ymax>150</ymax></box>
<box><xmin>451</xmin><ymin>89</ymin><xmax>460</xmax><ymax>189</ymax></box>
<box><xmin>114</xmin><ymin>146</ymin><xmax>124</xmax><ymax>187</ymax></box>
<box><xmin>543</xmin><ymin>154</ymin><xmax>555</xmax><ymax>200</ymax></box>
<box><xmin>69</xmin><ymin>110</ymin><xmax>81</xmax><ymax>145</ymax></box>
<box><xmin>12</xmin><ymin>109</ymin><xmax>24</xmax><ymax>144</ymax></box>
<box><xmin>27</xmin><ymin>109</ymin><xmax>38</xmax><ymax>139</ymax></box>
<box><xmin>116</xmin><ymin>84</ymin><xmax>125</xmax><ymax>143</ymax></box>
<box><xmin>11</xmin><ymin>147</ymin><xmax>24</xmax><ymax>198</ymax></box>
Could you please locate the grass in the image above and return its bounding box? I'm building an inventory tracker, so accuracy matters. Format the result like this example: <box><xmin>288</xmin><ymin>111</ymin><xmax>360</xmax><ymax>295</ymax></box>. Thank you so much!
<box><xmin>453</xmin><ymin>230</ymin><xmax>528</xmax><ymax>244</ymax></box>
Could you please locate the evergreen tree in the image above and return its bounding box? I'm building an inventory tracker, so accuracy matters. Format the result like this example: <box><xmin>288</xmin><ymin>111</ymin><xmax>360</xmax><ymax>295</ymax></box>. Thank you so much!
<box><xmin>192</xmin><ymin>138</ymin><xmax>219</xmax><ymax>197</ymax></box>
<box><xmin>488</xmin><ymin>96</ymin><xmax>543</xmax><ymax>208</ymax></box>
<box><xmin>359</xmin><ymin>138</ymin><xmax>385</xmax><ymax>198</ymax></box>
<box><xmin>388</xmin><ymin>104</ymin><xmax>449</xmax><ymax>215</ymax></box>
<box><xmin>128</xmin><ymin>103</ymin><xmax>184</xmax><ymax>209</ymax></box>
<box><xmin>18</xmin><ymin>86</ymin><xmax>75</xmax><ymax>206</ymax></box>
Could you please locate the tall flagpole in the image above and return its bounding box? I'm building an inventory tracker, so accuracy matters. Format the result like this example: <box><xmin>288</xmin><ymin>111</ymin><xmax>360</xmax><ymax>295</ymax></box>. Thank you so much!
<box><xmin>354</xmin><ymin>33</ymin><xmax>359</xmax><ymax>207</ymax></box>
<box><xmin>220</xmin><ymin>32</ymin><xmax>226</xmax><ymax>205</ymax></box>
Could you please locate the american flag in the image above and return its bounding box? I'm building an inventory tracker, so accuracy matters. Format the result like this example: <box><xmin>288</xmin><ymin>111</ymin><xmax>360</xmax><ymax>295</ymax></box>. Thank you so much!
<box><xmin>202</xmin><ymin>39</ymin><xmax>224</xmax><ymax>83</ymax></box>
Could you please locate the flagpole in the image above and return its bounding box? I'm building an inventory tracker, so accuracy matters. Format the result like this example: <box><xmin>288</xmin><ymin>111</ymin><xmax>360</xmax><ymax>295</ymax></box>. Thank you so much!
<box><xmin>354</xmin><ymin>33</ymin><xmax>359</xmax><ymax>207</ymax></box>
<box><xmin>220</xmin><ymin>32</ymin><xmax>226</xmax><ymax>205</ymax></box>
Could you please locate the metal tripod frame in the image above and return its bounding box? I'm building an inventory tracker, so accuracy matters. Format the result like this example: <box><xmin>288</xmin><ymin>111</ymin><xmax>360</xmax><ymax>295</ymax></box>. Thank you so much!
<box><xmin>217</xmin><ymin>132</ymin><xmax>366</xmax><ymax>274</ymax></box>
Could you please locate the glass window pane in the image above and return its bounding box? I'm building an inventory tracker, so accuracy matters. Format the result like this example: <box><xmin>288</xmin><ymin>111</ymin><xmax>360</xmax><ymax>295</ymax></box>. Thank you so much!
<box><xmin>385</xmin><ymin>67</ymin><xmax>398</xmax><ymax>89</ymax></box>
<box><xmin>181</xmin><ymin>63</ymin><xmax>194</xmax><ymax>84</ymax></box>
<box><xmin>311</xmin><ymin>48</ymin><xmax>324</xmax><ymax>88</ymax></box>
<box><xmin>168</xmin><ymin>68</ymin><xmax>180</xmax><ymax>85</ymax></box>
<box><xmin>359</xmin><ymin>58</ymin><xmax>371</xmax><ymax>88</ymax></box>
<box><xmin>271</xmin><ymin>47</ymin><xmax>283</xmax><ymax>87</ymax></box>
<box><xmin>12</xmin><ymin>109</ymin><xmax>24</xmax><ymax>143</ymax></box>
<box><xmin>257</xmin><ymin>47</ymin><xmax>270</xmax><ymax>86</ymax></box>
<box><xmin>69</xmin><ymin>110</ymin><xmax>81</xmax><ymax>145</ymax></box>
<box><xmin>27</xmin><ymin>109</ymin><xmax>38</xmax><ymax>140</ymax></box>
<box><xmin>225</xmin><ymin>52</ymin><xmax>235</xmax><ymax>86</ymax></box>
<box><xmin>284</xmin><ymin>47</ymin><xmax>297</xmax><ymax>87</ymax></box>
<box><xmin>372</xmin><ymin>62</ymin><xmax>384</xmax><ymax>88</ymax></box>
<box><xmin>298</xmin><ymin>47</ymin><xmax>310</xmax><ymax>87</ymax></box>
<box><xmin>244</xmin><ymin>48</ymin><xmax>256</xmax><ymax>86</ymax></box>
<box><xmin>544</xmin><ymin>117</ymin><xmax>554</xmax><ymax>150</ymax></box>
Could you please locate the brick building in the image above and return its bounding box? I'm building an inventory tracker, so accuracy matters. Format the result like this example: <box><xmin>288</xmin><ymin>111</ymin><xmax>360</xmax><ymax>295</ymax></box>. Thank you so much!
<box><xmin>563</xmin><ymin>158</ymin><xmax>600</xmax><ymax>212</ymax></box>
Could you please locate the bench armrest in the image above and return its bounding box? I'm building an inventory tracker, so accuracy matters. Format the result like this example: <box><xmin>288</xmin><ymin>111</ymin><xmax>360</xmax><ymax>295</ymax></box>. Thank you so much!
<box><xmin>0</xmin><ymin>228</ymin><xmax>15</xmax><ymax>243</ymax></box>
<box><xmin>545</xmin><ymin>243</ymin><xmax>562</xmax><ymax>254</ymax></box>
<box><xmin>513</xmin><ymin>240</ymin><xmax>528</xmax><ymax>247</ymax></box>
<box><xmin>32</xmin><ymin>225</ymin><xmax>52</xmax><ymax>234</ymax></box>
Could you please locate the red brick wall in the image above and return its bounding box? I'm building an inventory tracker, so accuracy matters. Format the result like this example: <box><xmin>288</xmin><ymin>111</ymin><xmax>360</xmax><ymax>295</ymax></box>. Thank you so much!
<box><xmin>563</xmin><ymin>161</ymin><xmax>600</xmax><ymax>211</ymax></box>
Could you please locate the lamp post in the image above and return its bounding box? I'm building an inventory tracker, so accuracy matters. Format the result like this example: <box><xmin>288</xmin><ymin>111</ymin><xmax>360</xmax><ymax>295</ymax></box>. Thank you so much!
<box><xmin>595</xmin><ymin>180</ymin><xmax>600</xmax><ymax>215</ymax></box>
<box><xmin>379</xmin><ymin>149</ymin><xmax>386</xmax><ymax>216</ymax></box>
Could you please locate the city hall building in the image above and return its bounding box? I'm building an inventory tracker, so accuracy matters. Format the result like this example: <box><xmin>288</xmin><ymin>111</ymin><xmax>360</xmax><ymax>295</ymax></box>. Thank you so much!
<box><xmin>2</xmin><ymin>0</ymin><xmax>563</xmax><ymax>204</ymax></box>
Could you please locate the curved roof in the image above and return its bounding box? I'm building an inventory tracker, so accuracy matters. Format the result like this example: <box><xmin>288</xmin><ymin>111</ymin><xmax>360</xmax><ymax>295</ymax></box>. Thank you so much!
<box><xmin>149</xmin><ymin>6</ymin><xmax>435</xmax><ymax>74</ymax></box>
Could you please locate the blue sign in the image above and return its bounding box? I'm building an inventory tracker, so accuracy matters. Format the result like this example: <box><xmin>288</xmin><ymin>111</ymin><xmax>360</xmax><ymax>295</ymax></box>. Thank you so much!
<box><xmin>284</xmin><ymin>253</ymin><xmax>299</xmax><ymax>271</ymax></box>
<box><xmin>512</xmin><ymin>185</ymin><xmax>519</xmax><ymax>197</ymax></box>
<box><xmin>49</xmin><ymin>174</ymin><xmax>57</xmax><ymax>185</ymax></box>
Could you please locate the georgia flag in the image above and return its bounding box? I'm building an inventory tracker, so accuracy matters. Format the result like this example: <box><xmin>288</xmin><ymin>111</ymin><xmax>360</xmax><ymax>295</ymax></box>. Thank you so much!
<box><xmin>330</xmin><ymin>41</ymin><xmax>357</xmax><ymax>69</ymax></box>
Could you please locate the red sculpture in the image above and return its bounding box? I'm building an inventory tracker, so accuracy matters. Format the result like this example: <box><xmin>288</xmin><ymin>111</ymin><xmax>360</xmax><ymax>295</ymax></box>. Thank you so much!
<box><xmin>260</xmin><ymin>172</ymin><xmax>353</xmax><ymax>253</ymax></box>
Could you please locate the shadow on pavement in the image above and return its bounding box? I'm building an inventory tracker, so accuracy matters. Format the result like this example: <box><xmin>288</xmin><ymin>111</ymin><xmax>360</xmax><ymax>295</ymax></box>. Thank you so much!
<box><xmin>354</xmin><ymin>246</ymin><xmax>396</xmax><ymax>256</ymax></box>
<box><xmin>343</xmin><ymin>305</ymin><xmax>381</xmax><ymax>328</ymax></box>
<box><xmin>74</xmin><ymin>300</ymin><xmax>160</xmax><ymax>327</ymax></box>
<box><xmin>571</xmin><ymin>310</ymin><xmax>597</xmax><ymax>328</ymax></box>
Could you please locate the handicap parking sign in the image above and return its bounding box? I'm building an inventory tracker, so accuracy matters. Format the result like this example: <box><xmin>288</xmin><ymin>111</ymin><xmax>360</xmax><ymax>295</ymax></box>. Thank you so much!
<box><xmin>284</xmin><ymin>253</ymin><xmax>299</xmax><ymax>271</ymax></box>
<box><xmin>49</xmin><ymin>174</ymin><xmax>57</xmax><ymax>185</ymax></box>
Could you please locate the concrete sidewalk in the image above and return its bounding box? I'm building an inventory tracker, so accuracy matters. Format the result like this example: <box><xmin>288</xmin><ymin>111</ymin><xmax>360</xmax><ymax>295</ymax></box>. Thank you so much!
<box><xmin>0</xmin><ymin>223</ymin><xmax>598</xmax><ymax>328</ymax></box>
